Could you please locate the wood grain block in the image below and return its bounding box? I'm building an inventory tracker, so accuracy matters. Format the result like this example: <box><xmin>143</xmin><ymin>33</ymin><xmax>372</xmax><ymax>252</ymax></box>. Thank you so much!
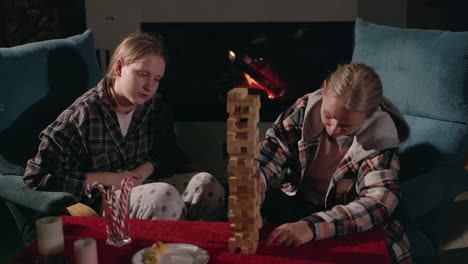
<box><xmin>227</xmin><ymin>87</ymin><xmax>248</xmax><ymax>100</ymax></box>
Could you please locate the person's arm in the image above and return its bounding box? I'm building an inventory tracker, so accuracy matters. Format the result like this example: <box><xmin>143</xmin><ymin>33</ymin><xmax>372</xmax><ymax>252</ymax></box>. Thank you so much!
<box><xmin>85</xmin><ymin>169</ymin><xmax>146</xmax><ymax>188</ymax></box>
<box><xmin>303</xmin><ymin>147</ymin><xmax>401</xmax><ymax>240</ymax></box>
<box><xmin>24</xmin><ymin>115</ymin><xmax>89</xmax><ymax>198</ymax></box>
<box><xmin>266</xmin><ymin>147</ymin><xmax>401</xmax><ymax>247</ymax></box>
<box><xmin>256</xmin><ymin>96</ymin><xmax>307</xmax><ymax>203</ymax></box>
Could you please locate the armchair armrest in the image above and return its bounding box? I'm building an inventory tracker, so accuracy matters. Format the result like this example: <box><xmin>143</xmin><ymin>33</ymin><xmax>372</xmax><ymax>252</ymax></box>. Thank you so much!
<box><xmin>0</xmin><ymin>174</ymin><xmax>98</xmax><ymax>216</ymax></box>
<box><xmin>0</xmin><ymin>174</ymin><xmax>100</xmax><ymax>244</ymax></box>
<box><xmin>0</xmin><ymin>175</ymin><xmax>78</xmax><ymax>213</ymax></box>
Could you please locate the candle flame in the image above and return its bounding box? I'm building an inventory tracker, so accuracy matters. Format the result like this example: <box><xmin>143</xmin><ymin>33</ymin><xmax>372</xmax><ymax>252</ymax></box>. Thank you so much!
<box><xmin>228</xmin><ymin>50</ymin><xmax>236</xmax><ymax>63</ymax></box>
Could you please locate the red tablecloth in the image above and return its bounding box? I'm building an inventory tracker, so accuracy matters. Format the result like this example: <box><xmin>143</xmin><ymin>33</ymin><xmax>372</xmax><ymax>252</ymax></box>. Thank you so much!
<box><xmin>14</xmin><ymin>215</ymin><xmax>391</xmax><ymax>264</ymax></box>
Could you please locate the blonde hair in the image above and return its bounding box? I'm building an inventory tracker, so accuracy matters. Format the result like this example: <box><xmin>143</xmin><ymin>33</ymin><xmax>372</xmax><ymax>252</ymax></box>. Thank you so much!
<box><xmin>323</xmin><ymin>63</ymin><xmax>382</xmax><ymax>115</ymax></box>
<box><xmin>103</xmin><ymin>32</ymin><xmax>167</xmax><ymax>102</ymax></box>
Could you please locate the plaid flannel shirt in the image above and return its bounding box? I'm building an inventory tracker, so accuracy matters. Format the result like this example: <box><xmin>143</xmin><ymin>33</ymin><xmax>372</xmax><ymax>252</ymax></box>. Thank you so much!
<box><xmin>24</xmin><ymin>81</ymin><xmax>184</xmax><ymax>209</ymax></box>
<box><xmin>256</xmin><ymin>92</ymin><xmax>412</xmax><ymax>264</ymax></box>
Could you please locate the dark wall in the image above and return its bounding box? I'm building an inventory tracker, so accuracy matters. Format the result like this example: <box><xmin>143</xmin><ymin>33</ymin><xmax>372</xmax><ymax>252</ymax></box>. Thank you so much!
<box><xmin>1</xmin><ymin>0</ymin><xmax>86</xmax><ymax>47</ymax></box>
<box><xmin>408</xmin><ymin>0</ymin><xmax>468</xmax><ymax>31</ymax></box>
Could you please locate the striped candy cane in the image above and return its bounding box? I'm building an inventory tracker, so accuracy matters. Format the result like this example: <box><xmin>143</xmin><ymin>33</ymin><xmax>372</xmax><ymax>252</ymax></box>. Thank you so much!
<box><xmin>118</xmin><ymin>178</ymin><xmax>133</xmax><ymax>232</ymax></box>
<box><xmin>107</xmin><ymin>185</ymin><xmax>121</xmax><ymax>242</ymax></box>
<box><xmin>85</xmin><ymin>181</ymin><xmax>106</xmax><ymax>198</ymax></box>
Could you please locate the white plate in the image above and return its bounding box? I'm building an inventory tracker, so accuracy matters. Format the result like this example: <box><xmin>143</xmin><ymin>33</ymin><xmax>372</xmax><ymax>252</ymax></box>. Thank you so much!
<box><xmin>132</xmin><ymin>243</ymin><xmax>209</xmax><ymax>264</ymax></box>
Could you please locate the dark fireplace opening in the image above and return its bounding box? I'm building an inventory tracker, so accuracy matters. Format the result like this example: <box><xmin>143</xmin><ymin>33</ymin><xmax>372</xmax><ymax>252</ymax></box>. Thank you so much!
<box><xmin>141</xmin><ymin>22</ymin><xmax>354</xmax><ymax>122</ymax></box>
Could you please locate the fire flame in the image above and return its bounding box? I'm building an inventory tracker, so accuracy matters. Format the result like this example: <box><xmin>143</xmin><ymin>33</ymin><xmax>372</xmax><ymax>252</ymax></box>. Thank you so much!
<box><xmin>228</xmin><ymin>50</ymin><xmax>285</xmax><ymax>99</ymax></box>
<box><xmin>244</xmin><ymin>73</ymin><xmax>276</xmax><ymax>99</ymax></box>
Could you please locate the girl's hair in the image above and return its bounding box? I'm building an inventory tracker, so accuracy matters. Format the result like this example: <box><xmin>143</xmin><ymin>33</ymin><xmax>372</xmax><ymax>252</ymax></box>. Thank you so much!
<box><xmin>323</xmin><ymin>63</ymin><xmax>382</xmax><ymax>115</ymax></box>
<box><xmin>103</xmin><ymin>32</ymin><xmax>168</xmax><ymax>101</ymax></box>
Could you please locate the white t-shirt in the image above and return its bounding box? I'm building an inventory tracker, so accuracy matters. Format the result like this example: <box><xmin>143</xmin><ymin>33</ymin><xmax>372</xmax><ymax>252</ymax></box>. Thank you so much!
<box><xmin>116</xmin><ymin>109</ymin><xmax>135</xmax><ymax>137</ymax></box>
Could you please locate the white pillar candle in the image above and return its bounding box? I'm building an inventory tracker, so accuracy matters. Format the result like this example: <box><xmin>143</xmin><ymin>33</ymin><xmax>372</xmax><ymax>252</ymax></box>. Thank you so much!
<box><xmin>74</xmin><ymin>238</ymin><xmax>98</xmax><ymax>264</ymax></box>
<box><xmin>36</xmin><ymin>216</ymin><xmax>65</xmax><ymax>256</ymax></box>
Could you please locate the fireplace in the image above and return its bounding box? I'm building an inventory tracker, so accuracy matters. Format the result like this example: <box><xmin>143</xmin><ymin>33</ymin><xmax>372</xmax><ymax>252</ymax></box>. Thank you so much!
<box><xmin>141</xmin><ymin>22</ymin><xmax>354</xmax><ymax>122</ymax></box>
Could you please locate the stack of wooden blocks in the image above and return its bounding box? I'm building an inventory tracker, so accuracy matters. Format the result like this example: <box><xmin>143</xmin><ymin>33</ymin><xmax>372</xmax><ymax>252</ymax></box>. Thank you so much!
<box><xmin>226</xmin><ymin>87</ymin><xmax>261</xmax><ymax>254</ymax></box>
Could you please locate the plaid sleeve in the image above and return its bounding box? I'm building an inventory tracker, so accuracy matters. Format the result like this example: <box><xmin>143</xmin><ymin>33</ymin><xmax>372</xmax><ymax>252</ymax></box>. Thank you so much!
<box><xmin>23</xmin><ymin>108</ymin><xmax>88</xmax><ymax>198</ymax></box>
<box><xmin>256</xmin><ymin>97</ymin><xmax>306</xmax><ymax>203</ymax></box>
<box><xmin>303</xmin><ymin>148</ymin><xmax>401</xmax><ymax>240</ymax></box>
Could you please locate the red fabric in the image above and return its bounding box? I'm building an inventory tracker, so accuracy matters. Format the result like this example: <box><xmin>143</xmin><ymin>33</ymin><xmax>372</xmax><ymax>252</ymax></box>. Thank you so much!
<box><xmin>14</xmin><ymin>216</ymin><xmax>391</xmax><ymax>264</ymax></box>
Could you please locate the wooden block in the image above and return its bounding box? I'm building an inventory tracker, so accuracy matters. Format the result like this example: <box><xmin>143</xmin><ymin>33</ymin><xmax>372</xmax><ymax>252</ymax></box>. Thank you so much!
<box><xmin>229</xmin><ymin>151</ymin><xmax>260</xmax><ymax>162</ymax></box>
<box><xmin>228</xmin><ymin>240</ymin><xmax>258</xmax><ymax>254</ymax></box>
<box><xmin>228</xmin><ymin>173</ymin><xmax>260</xmax><ymax>183</ymax></box>
<box><xmin>226</xmin><ymin>135</ymin><xmax>257</xmax><ymax>146</ymax></box>
<box><xmin>226</xmin><ymin>105</ymin><xmax>260</xmax><ymax>116</ymax></box>
<box><xmin>229</xmin><ymin>195</ymin><xmax>256</xmax><ymax>206</ymax></box>
<box><xmin>230</xmin><ymin>222</ymin><xmax>257</xmax><ymax>232</ymax></box>
<box><xmin>228</xmin><ymin>213</ymin><xmax>257</xmax><ymax>224</ymax></box>
<box><xmin>226</xmin><ymin>104</ymin><xmax>235</xmax><ymax>113</ymax></box>
<box><xmin>229</xmin><ymin>207</ymin><xmax>260</xmax><ymax>222</ymax></box>
<box><xmin>226</xmin><ymin>88</ymin><xmax>261</xmax><ymax>256</ymax></box>
<box><xmin>227</xmin><ymin>145</ymin><xmax>256</xmax><ymax>155</ymax></box>
<box><xmin>228</xmin><ymin>237</ymin><xmax>237</xmax><ymax>253</ymax></box>
<box><xmin>227</xmin><ymin>112</ymin><xmax>259</xmax><ymax>120</ymax></box>
<box><xmin>226</xmin><ymin>131</ymin><xmax>259</xmax><ymax>144</ymax></box>
<box><xmin>228</xmin><ymin>155</ymin><xmax>256</xmax><ymax>164</ymax></box>
<box><xmin>229</xmin><ymin>231</ymin><xmax>259</xmax><ymax>245</ymax></box>
<box><xmin>226</xmin><ymin>95</ymin><xmax>261</xmax><ymax>109</ymax></box>
<box><xmin>226</xmin><ymin>145</ymin><xmax>239</xmax><ymax>154</ymax></box>
<box><xmin>229</xmin><ymin>177</ymin><xmax>258</xmax><ymax>189</ymax></box>
<box><xmin>226</xmin><ymin>116</ymin><xmax>259</xmax><ymax>131</ymax></box>
<box><xmin>227</xmin><ymin>138</ymin><xmax>258</xmax><ymax>150</ymax></box>
<box><xmin>226</xmin><ymin>130</ymin><xmax>259</xmax><ymax>141</ymax></box>
<box><xmin>241</xmin><ymin>246</ymin><xmax>257</xmax><ymax>255</ymax></box>
<box><xmin>228</xmin><ymin>232</ymin><xmax>259</xmax><ymax>254</ymax></box>
<box><xmin>227</xmin><ymin>165</ymin><xmax>257</xmax><ymax>175</ymax></box>
<box><xmin>228</xmin><ymin>157</ymin><xmax>257</xmax><ymax>168</ymax></box>
<box><xmin>227</xmin><ymin>131</ymin><xmax>236</xmax><ymax>141</ymax></box>
<box><xmin>229</xmin><ymin>152</ymin><xmax>257</xmax><ymax>160</ymax></box>
<box><xmin>229</xmin><ymin>185</ymin><xmax>256</xmax><ymax>195</ymax></box>
<box><xmin>229</xmin><ymin>203</ymin><xmax>259</xmax><ymax>214</ymax></box>
<box><xmin>229</xmin><ymin>156</ymin><xmax>252</xmax><ymax>167</ymax></box>
<box><xmin>228</xmin><ymin>214</ymin><xmax>259</xmax><ymax>228</ymax></box>
<box><xmin>227</xmin><ymin>117</ymin><xmax>237</xmax><ymax>129</ymax></box>
<box><xmin>227</xmin><ymin>87</ymin><xmax>248</xmax><ymax>100</ymax></box>
<box><xmin>227</xmin><ymin>145</ymin><xmax>255</xmax><ymax>155</ymax></box>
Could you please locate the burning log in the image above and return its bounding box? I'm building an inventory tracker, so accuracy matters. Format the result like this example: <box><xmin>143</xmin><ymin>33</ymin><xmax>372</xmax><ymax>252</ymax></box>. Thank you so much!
<box><xmin>228</xmin><ymin>50</ymin><xmax>286</xmax><ymax>99</ymax></box>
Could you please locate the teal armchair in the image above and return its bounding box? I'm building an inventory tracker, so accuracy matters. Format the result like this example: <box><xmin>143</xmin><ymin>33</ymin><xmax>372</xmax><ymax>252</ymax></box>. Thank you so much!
<box><xmin>352</xmin><ymin>18</ymin><xmax>468</xmax><ymax>264</ymax></box>
<box><xmin>0</xmin><ymin>29</ymin><xmax>102</xmax><ymax>250</ymax></box>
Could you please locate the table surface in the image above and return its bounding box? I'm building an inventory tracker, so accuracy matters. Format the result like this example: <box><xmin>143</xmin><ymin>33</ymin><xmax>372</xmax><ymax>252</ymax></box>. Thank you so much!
<box><xmin>14</xmin><ymin>215</ymin><xmax>391</xmax><ymax>264</ymax></box>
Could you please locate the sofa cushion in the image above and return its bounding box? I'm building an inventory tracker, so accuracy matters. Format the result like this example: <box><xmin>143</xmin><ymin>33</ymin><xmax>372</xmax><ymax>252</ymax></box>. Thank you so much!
<box><xmin>352</xmin><ymin>18</ymin><xmax>468</xmax><ymax>162</ymax></box>
<box><xmin>0</xmin><ymin>29</ymin><xmax>101</xmax><ymax>166</ymax></box>
<box><xmin>0</xmin><ymin>29</ymin><xmax>101</xmax><ymax>133</ymax></box>
<box><xmin>0</xmin><ymin>154</ymin><xmax>24</xmax><ymax>176</ymax></box>
<box><xmin>351</xmin><ymin>18</ymin><xmax>468</xmax><ymax>262</ymax></box>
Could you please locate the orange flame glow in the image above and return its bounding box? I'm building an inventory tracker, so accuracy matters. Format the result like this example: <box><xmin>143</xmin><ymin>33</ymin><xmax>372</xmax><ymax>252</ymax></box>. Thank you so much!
<box><xmin>243</xmin><ymin>73</ymin><xmax>277</xmax><ymax>99</ymax></box>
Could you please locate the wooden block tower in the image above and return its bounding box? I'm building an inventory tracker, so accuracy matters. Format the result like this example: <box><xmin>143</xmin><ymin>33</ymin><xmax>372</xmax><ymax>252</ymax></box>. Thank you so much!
<box><xmin>226</xmin><ymin>87</ymin><xmax>261</xmax><ymax>254</ymax></box>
